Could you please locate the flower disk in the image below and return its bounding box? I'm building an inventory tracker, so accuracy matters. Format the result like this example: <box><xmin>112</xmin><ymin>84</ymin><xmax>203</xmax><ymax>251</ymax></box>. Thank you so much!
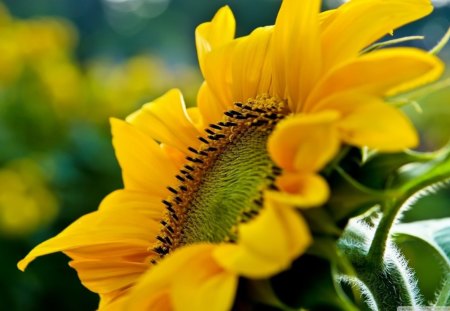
<box><xmin>154</xmin><ymin>97</ymin><xmax>286</xmax><ymax>260</ymax></box>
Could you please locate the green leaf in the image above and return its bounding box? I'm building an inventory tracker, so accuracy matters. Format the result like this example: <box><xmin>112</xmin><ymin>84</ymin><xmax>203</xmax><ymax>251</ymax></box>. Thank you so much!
<box><xmin>392</xmin><ymin>218</ymin><xmax>450</xmax><ymax>268</ymax></box>
<box><xmin>434</xmin><ymin>274</ymin><xmax>450</xmax><ymax>307</ymax></box>
<box><xmin>392</xmin><ymin>218</ymin><xmax>450</xmax><ymax>305</ymax></box>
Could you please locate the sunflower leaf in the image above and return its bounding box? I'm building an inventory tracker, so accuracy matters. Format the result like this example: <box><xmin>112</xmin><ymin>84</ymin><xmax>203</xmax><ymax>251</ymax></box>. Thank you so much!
<box><xmin>392</xmin><ymin>218</ymin><xmax>450</xmax><ymax>267</ymax></box>
<box><xmin>392</xmin><ymin>218</ymin><xmax>450</xmax><ymax>306</ymax></box>
<box><xmin>434</xmin><ymin>274</ymin><xmax>450</xmax><ymax>307</ymax></box>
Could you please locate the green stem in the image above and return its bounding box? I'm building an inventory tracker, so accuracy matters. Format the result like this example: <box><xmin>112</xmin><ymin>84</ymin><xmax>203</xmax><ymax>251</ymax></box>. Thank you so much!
<box><xmin>391</xmin><ymin>77</ymin><xmax>450</xmax><ymax>104</ymax></box>
<box><xmin>248</xmin><ymin>280</ymin><xmax>298</xmax><ymax>311</ymax></box>
<box><xmin>362</xmin><ymin>35</ymin><xmax>424</xmax><ymax>53</ymax></box>
<box><xmin>323</xmin><ymin>146</ymin><xmax>351</xmax><ymax>176</ymax></box>
<box><xmin>435</xmin><ymin>274</ymin><xmax>450</xmax><ymax>306</ymax></box>
<box><xmin>429</xmin><ymin>26</ymin><xmax>450</xmax><ymax>55</ymax></box>
<box><xmin>366</xmin><ymin>199</ymin><xmax>398</xmax><ymax>265</ymax></box>
<box><xmin>367</xmin><ymin>142</ymin><xmax>450</xmax><ymax>265</ymax></box>
<box><xmin>335</xmin><ymin>166</ymin><xmax>388</xmax><ymax>197</ymax></box>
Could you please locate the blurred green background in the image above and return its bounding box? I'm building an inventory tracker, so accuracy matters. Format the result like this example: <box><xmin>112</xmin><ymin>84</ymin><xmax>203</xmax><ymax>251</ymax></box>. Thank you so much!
<box><xmin>0</xmin><ymin>0</ymin><xmax>448</xmax><ymax>310</ymax></box>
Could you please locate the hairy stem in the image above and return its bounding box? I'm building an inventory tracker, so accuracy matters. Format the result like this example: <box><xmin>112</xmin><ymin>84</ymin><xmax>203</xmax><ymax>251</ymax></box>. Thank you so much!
<box><xmin>366</xmin><ymin>199</ymin><xmax>398</xmax><ymax>265</ymax></box>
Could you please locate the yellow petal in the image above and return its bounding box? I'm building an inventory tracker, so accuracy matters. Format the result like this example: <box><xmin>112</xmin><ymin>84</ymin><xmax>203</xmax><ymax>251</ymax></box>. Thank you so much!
<box><xmin>123</xmin><ymin>290</ymin><xmax>173</xmax><ymax>311</ymax></box>
<box><xmin>69</xmin><ymin>260</ymin><xmax>148</xmax><ymax>294</ymax></box>
<box><xmin>268</xmin><ymin>111</ymin><xmax>340</xmax><ymax>173</ymax></box>
<box><xmin>98</xmin><ymin>189</ymin><xmax>163</xmax><ymax>218</ymax></box>
<box><xmin>320</xmin><ymin>92</ymin><xmax>418</xmax><ymax>151</ymax></box>
<box><xmin>231</xmin><ymin>26</ymin><xmax>273</xmax><ymax>102</ymax></box>
<box><xmin>110</xmin><ymin>118</ymin><xmax>178</xmax><ymax>196</ymax></box>
<box><xmin>321</xmin><ymin>0</ymin><xmax>433</xmax><ymax>69</ymax></box>
<box><xmin>172</xmin><ymin>249</ymin><xmax>237</xmax><ymax>311</ymax></box>
<box><xmin>202</xmin><ymin>40</ymin><xmax>237</xmax><ymax>110</ymax></box>
<box><xmin>214</xmin><ymin>197</ymin><xmax>311</xmax><ymax>278</ymax></box>
<box><xmin>99</xmin><ymin>289</ymin><xmax>129</xmax><ymax>310</ymax></box>
<box><xmin>200</xmin><ymin>27</ymin><xmax>274</xmax><ymax>113</ymax></box>
<box><xmin>197</xmin><ymin>81</ymin><xmax>227</xmax><ymax>126</ymax></box>
<box><xmin>266</xmin><ymin>173</ymin><xmax>329</xmax><ymax>208</ymax></box>
<box><xmin>126</xmin><ymin>244</ymin><xmax>236</xmax><ymax>311</ymax></box>
<box><xmin>186</xmin><ymin>107</ymin><xmax>204</xmax><ymax>132</ymax></box>
<box><xmin>272</xmin><ymin>0</ymin><xmax>321</xmax><ymax>111</ymax></box>
<box><xmin>319</xmin><ymin>9</ymin><xmax>337</xmax><ymax>31</ymax></box>
<box><xmin>161</xmin><ymin>143</ymin><xmax>186</xmax><ymax>170</ymax></box>
<box><xmin>126</xmin><ymin>89</ymin><xmax>202</xmax><ymax>153</ymax></box>
<box><xmin>307</xmin><ymin>47</ymin><xmax>444</xmax><ymax>110</ymax></box>
<box><xmin>18</xmin><ymin>190</ymin><xmax>160</xmax><ymax>271</ymax></box>
<box><xmin>195</xmin><ymin>6</ymin><xmax>235</xmax><ymax>76</ymax></box>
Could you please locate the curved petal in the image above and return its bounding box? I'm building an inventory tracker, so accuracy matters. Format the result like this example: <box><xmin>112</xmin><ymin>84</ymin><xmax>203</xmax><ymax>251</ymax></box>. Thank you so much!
<box><xmin>69</xmin><ymin>260</ymin><xmax>149</xmax><ymax>294</ymax></box>
<box><xmin>126</xmin><ymin>89</ymin><xmax>202</xmax><ymax>153</ymax></box>
<box><xmin>126</xmin><ymin>244</ymin><xmax>237</xmax><ymax>311</ymax></box>
<box><xmin>319</xmin><ymin>9</ymin><xmax>337</xmax><ymax>31</ymax></box>
<box><xmin>306</xmin><ymin>47</ymin><xmax>444</xmax><ymax>110</ymax></box>
<box><xmin>201</xmin><ymin>27</ymin><xmax>274</xmax><ymax>113</ymax></box>
<box><xmin>268</xmin><ymin>111</ymin><xmax>340</xmax><ymax>173</ymax></box>
<box><xmin>266</xmin><ymin>173</ymin><xmax>330</xmax><ymax>208</ymax></box>
<box><xmin>99</xmin><ymin>289</ymin><xmax>129</xmax><ymax>310</ymax></box>
<box><xmin>231</xmin><ymin>26</ymin><xmax>273</xmax><ymax>102</ymax></box>
<box><xmin>321</xmin><ymin>0</ymin><xmax>433</xmax><ymax>69</ymax></box>
<box><xmin>161</xmin><ymin>143</ymin><xmax>187</xmax><ymax>170</ymax></box>
<box><xmin>110</xmin><ymin>118</ymin><xmax>178</xmax><ymax>196</ymax></box>
<box><xmin>201</xmin><ymin>39</ymin><xmax>238</xmax><ymax>110</ymax></box>
<box><xmin>197</xmin><ymin>81</ymin><xmax>227</xmax><ymax>127</ymax></box>
<box><xmin>172</xmin><ymin>250</ymin><xmax>237</xmax><ymax>311</ymax></box>
<box><xmin>196</xmin><ymin>6</ymin><xmax>235</xmax><ymax>76</ymax></box>
<box><xmin>98</xmin><ymin>189</ymin><xmax>164</xmax><ymax>224</ymax></box>
<box><xmin>214</xmin><ymin>197</ymin><xmax>311</xmax><ymax>278</ymax></box>
<box><xmin>319</xmin><ymin>92</ymin><xmax>418</xmax><ymax>151</ymax></box>
<box><xmin>272</xmin><ymin>0</ymin><xmax>322</xmax><ymax>111</ymax></box>
<box><xmin>17</xmin><ymin>194</ymin><xmax>159</xmax><ymax>271</ymax></box>
<box><xmin>186</xmin><ymin>107</ymin><xmax>204</xmax><ymax>132</ymax></box>
<box><xmin>17</xmin><ymin>212</ymin><xmax>159</xmax><ymax>271</ymax></box>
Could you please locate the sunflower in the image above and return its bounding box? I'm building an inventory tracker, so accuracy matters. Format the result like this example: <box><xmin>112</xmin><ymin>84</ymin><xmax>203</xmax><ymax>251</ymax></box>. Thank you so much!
<box><xmin>19</xmin><ymin>0</ymin><xmax>443</xmax><ymax>310</ymax></box>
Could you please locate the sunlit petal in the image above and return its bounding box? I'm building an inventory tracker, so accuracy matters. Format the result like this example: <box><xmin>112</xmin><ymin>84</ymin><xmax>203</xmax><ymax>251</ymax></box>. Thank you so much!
<box><xmin>268</xmin><ymin>111</ymin><xmax>340</xmax><ymax>173</ymax></box>
<box><xmin>196</xmin><ymin>6</ymin><xmax>235</xmax><ymax>76</ymax></box>
<box><xmin>214</xmin><ymin>197</ymin><xmax>311</xmax><ymax>278</ymax></box>
<box><xmin>307</xmin><ymin>47</ymin><xmax>444</xmax><ymax>110</ymax></box>
<box><xmin>319</xmin><ymin>92</ymin><xmax>418</xmax><ymax>151</ymax></box>
<box><xmin>110</xmin><ymin>118</ymin><xmax>178</xmax><ymax>195</ymax></box>
<box><xmin>267</xmin><ymin>173</ymin><xmax>330</xmax><ymax>208</ymax></box>
<box><xmin>321</xmin><ymin>0</ymin><xmax>433</xmax><ymax>69</ymax></box>
<box><xmin>126</xmin><ymin>89</ymin><xmax>202</xmax><ymax>152</ymax></box>
<box><xmin>272</xmin><ymin>0</ymin><xmax>322</xmax><ymax>111</ymax></box>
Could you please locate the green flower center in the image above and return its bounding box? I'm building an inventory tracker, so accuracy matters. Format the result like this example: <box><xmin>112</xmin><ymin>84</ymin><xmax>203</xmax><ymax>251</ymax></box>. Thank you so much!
<box><xmin>153</xmin><ymin>97</ymin><xmax>285</xmax><ymax>262</ymax></box>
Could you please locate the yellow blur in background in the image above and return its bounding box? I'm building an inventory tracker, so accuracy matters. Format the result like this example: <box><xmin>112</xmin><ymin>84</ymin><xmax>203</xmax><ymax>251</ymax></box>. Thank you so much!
<box><xmin>0</xmin><ymin>159</ymin><xmax>57</xmax><ymax>237</ymax></box>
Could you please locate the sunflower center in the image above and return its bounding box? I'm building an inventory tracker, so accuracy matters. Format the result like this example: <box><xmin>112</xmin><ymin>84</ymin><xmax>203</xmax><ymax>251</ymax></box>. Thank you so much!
<box><xmin>153</xmin><ymin>96</ymin><xmax>285</xmax><ymax>262</ymax></box>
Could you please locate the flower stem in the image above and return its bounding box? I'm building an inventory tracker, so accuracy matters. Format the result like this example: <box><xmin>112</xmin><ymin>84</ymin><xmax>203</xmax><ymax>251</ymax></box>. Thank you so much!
<box><xmin>366</xmin><ymin>198</ymin><xmax>398</xmax><ymax>265</ymax></box>
<box><xmin>429</xmin><ymin>26</ymin><xmax>450</xmax><ymax>55</ymax></box>
<box><xmin>323</xmin><ymin>146</ymin><xmax>351</xmax><ymax>176</ymax></box>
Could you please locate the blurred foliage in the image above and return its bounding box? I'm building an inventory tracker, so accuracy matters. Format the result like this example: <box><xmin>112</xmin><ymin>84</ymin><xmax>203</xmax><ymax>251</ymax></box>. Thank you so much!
<box><xmin>0</xmin><ymin>159</ymin><xmax>57</xmax><ymax>237</ymax></box>
<box><xmin>0</xmin><ymin>0</ymin><xmax>448</xmax><ymax>310</ymax></box>
<box><xmin>0</xmin><ymin>2</ymin><xmax>201</xmax><ymax>309</ymax></box>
